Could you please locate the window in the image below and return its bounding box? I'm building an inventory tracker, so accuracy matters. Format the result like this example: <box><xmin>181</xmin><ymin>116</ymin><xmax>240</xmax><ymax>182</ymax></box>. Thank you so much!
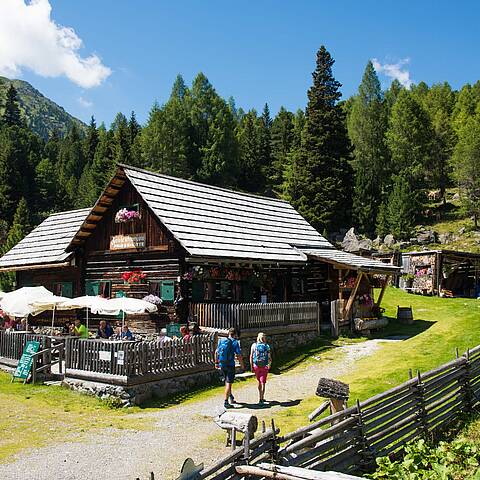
<box><xmin>54</xmin><ymin>282</ymin><xmax>73</xmax><ymax>298</ymax></box>
<box><xmin>291</xmin><ymin>277</ymin><xmax>304</xmax><ymax>294</ymax></box>
<box><xmin>85</xmin><ymin>280</ymin><xmax>111</xmax><ymax>298</ymax></box>
<box><xmin>191</xmin><ymin>280</ymin><xmax>204</xmax><ymax>302</ymax></box>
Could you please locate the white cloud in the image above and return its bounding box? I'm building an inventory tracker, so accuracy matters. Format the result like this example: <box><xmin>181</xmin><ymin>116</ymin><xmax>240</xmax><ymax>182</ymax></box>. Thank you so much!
<box><xmin>372</xmin><ymin>58</ymin><xmax>413</xmax><ymax>88</ymax></box>
<box><xmin>77</xmin><ymin>96</ymin><xmax>93</xmax><ymax>108</ymax></box>
<box><xmin>0</xmin><ymin>0</ymin><xmax>111</xmax><ymax>88</ymax></box>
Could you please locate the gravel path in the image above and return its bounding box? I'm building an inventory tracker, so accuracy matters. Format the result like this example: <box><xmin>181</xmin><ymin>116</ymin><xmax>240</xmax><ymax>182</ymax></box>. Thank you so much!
<box><xmin>0</xmin><ymin>339</ymin><xmax>392</xmax><ymax>480</ymax></box>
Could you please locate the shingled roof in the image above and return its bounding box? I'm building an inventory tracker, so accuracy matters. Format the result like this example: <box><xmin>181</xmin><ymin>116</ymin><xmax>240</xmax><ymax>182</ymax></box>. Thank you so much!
<box><xmin>123</xmin><ymin>166</ymin><xmax>332</xmax><ymax>262</ymax></box>
<box><xmin>0</xmin><ymin>208</ymin><xmax>90</xmax><ymax>272</ymax></box>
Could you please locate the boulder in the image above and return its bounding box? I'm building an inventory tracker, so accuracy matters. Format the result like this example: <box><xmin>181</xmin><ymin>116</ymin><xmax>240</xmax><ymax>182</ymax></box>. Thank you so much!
<box><xmin>372</xmin><ymin>236</ymin><xmax>382</xmax><ymax>248</ymax></box>
<box><xmin>453</xmin><ymin>193</ymin><xmax>460</xmax><ymax>201</ymax></box>
<box><xmin>384</xmin><ymin>234</ymin><xmax>396</xmax><ymax>248</ymax></box>
<box><xmin>439</xmin><ymin>232</ymin><xmax>452</xmax><ymax>244</ymax></box>
<box><xmin>358</xmin><ymin>238</ymin><xmax>374</xmax><ymax>251</ymax></box>
<box><xmin>417</xmin><ymin>230</ymin><xmax>437</xmax><ymax>244</ymax></box>
<box><xmin>341</xmin><ymin>227</ymin><xmax>360</xmax><ymax>252</ymax></box>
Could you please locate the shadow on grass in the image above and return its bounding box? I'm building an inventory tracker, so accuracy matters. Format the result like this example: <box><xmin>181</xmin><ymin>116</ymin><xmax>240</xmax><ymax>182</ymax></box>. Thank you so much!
<box><xmin>370</xmin><ymin>317</ymin><xmax>436</xmax><ymax>341</ymax></box>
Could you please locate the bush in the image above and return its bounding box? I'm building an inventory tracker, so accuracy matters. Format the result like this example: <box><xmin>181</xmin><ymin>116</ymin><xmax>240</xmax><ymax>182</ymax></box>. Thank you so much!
<box><xmin>368</xmin><ymin>438</ymin><xmax>480</xmax><ymax>479</ymax></box>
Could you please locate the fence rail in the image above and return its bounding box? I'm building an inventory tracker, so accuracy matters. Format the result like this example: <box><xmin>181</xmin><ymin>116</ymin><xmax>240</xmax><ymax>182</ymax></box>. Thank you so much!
<box><xmin>0</xmin><ymin>331</ymin><xmax>52</xmax><ymax>360</ymax></box>
<box><xmin>196</xmin><ymin>344</ymin><xmax>480</xmax><ymax>479</ymax></box>
<box><xmin>65</xmin><ymin>333</ymin><xmax>217</xmax><ymax>384</ymax></box>
<box><xmin>191</xmin><ymin>301</ymin><xmax>319</xmax><ymax>331</ymax></box>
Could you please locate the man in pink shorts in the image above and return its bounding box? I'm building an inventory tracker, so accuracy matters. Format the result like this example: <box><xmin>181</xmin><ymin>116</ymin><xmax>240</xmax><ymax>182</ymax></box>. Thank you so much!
<box><xmin>250</xmin><ymin>332</ymin><xmax>272</xmax><ymax>405</ymax></box>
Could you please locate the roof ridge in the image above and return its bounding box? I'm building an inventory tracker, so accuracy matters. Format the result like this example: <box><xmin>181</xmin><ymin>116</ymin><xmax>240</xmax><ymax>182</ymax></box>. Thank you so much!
<box><xmin>118</xmin><ymin>163</ymin><xmax>290</xmax><ymax>204</ymax></box>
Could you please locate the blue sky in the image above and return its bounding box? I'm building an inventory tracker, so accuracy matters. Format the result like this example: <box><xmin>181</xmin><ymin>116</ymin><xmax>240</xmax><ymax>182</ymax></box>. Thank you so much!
<box><xmin>2</xmin><ymin>0</ymin><xmax>479</xmax><ymax>126</ymax></box>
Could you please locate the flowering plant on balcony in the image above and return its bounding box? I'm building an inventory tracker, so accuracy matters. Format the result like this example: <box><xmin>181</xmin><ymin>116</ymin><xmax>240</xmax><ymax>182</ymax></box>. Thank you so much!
<box><xmin>115</xmin><ymin>208</ymin><xmax>141</xmax><ymax>223</ymax></box>
<box><xmin>121</xmin><ymin>269</ymin><xmax>146</xmax><ymax>284</ymax></box>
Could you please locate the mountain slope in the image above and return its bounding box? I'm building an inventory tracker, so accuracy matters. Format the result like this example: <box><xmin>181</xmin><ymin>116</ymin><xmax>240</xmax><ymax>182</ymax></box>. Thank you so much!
<box><xmin>0</xmin><ymin>76</ymin><xmax>86</xmax><ymax>139</ymax></box>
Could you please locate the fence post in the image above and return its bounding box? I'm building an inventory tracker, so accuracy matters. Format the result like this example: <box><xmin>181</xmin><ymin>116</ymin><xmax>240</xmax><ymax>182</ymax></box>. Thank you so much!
<box><xmin>462</xmin><ymin>349</ymin><xmax>474</xmax><ymax>411</ymax></box>
<box><xmin>355</xmin><ymin>399</ymin><xmax>374</xmax><ymax>471</ymax></box>
<box><xmin>413</xmin><ymin>371</ymin><xmax>428</xmax><ymax>437</ymax></box>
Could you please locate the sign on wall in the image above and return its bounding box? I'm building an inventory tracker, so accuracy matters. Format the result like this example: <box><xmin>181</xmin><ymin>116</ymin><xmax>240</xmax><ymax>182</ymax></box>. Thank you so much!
<box><xmin>110</xmin><ymin>233</ymin><xmax>146</xmax><ymax>251</ymax></box>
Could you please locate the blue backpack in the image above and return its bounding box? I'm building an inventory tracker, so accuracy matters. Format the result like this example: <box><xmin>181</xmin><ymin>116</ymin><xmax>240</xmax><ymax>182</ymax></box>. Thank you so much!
<box><xmin>253</xmin><ymin>343</ymin><xmax>269</xmax><ymax>367</ymax></box>
<box><xmin>217</xmin><ymin>338</ymin><xmax>235</xmax><ymax>367</ymax></box>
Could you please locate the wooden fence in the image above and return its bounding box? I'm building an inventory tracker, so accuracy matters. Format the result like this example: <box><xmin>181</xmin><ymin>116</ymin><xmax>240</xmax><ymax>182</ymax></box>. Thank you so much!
<box><xmin>0</xmin><ymin>331</ymin><xmax>52</xmax><ymax>361</ymax></box>
<box><xmin>195</xmin><ymin>344</ymin><xmax>480</xmax><ymax>479</ymax></box>
<box><xmin>191</xmin><ymin>302</ymin><xmax>319</xmax><ymax>331</ymax></box>
<box><xmin>65</xmin><ymin>333</ymin><xmax>218</xmax><ymax>385</ymax></box>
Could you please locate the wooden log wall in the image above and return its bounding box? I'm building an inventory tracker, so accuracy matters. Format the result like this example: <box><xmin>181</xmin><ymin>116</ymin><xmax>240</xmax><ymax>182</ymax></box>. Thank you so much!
<box><xmin>191</xmin><ymin>301</ymin><xmax>319</xmax><ymax>331</ymax></box>
<box><xmin>64</xmin><ymin>333</ymin><xmax>217</xmax><ymax>384</ymax></box>
<box><xmin>195</xmin><ymin>344</ymin><xmax>480</xmax><ymax>479</ymax></box>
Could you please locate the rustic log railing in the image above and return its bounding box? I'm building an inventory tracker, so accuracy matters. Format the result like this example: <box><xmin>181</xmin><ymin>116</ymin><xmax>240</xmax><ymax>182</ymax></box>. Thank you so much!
<box><xmin>191</xmin><ymin>302</ymin><xmax>319</xmax><ymax>331</ymax></box>
<box><xmin>65</xmin><ymin>333</ymin><xmax>218</xmax><ymax>385</ymax></box>
<box><xmin>0</xmin><ymin>331</ymin><xmax>52</xmax><ymax>361</ymax></box>
<box><xmin>193</xmin><ymin>344</ymin><xmax>480</xmax><ymax>479</ymax></box>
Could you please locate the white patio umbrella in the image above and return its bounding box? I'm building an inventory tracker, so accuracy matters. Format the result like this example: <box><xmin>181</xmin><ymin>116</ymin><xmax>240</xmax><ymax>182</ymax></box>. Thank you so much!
<box><xmin>93</xmin><ymin>297</ymin><xmax>158</xmax><ymax>331</ymax></box>
<box><xmin>58</xmin><ymin>296</ymin><xmax>111</xmax><ymax>331</ymax></box>
<box><xmin>1</xmin><ymin>286</ymin><xmax>54</xmax><ymax>318</ymax></box>
<box><xmin>29</xmin><ymin>295</ymin><xmax>73</xmax><ymax>328</ymax></box>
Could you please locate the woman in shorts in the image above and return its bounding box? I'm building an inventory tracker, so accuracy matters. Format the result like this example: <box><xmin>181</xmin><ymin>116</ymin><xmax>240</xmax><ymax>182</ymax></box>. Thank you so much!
<box><xmin>250</xmin><ymin>332</ymin><xmax>272</xmax><ymax>405</ymax></box>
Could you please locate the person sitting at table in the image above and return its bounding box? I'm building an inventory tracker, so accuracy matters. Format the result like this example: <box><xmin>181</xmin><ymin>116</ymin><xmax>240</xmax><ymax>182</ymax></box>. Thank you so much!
<box><xmin>3</xmin><ymin>316</ymin><xmax>15</xmax><ymax>331</ymax></box>
<box><xmin>121</xmin><ymin>323</ymin><xmax>134</xmax><ymax>341</ymax></box>
<box><xmin>96</xmin><ymin>320</ymin><xmax>113</xmax><ymax>339</ymax></box>
<box><xmin>73</xmin><ymin>318</ymin><xmax>88</xmax><ymax>338</ymax></box>
<box><xmin>180</xmin><ymin>325</ymin><xmax>191</xmax><ymax>343</ymax></box>
<box><xmin>158</xmin><ymin>328</ymin><xmax>172</xmax><ymax>344</ymax></box>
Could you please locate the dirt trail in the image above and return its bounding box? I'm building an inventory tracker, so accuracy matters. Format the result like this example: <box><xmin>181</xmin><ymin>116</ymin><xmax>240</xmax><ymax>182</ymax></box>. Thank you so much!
<box><xmin>0</xmin><ymin>339</ymin><xmax>393</xmax><ymax>480</ymax></box>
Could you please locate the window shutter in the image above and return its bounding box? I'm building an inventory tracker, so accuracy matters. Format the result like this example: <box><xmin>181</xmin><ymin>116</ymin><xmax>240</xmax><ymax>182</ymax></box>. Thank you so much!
<box><xmin>161</xmin><ymin>280</ymin><xmax>175</xmax><ymax>302</ymax></box>
<box><xmin>85</xmin><ymin>280</ymin><xmax>100</xmax><ymax>296</ymax></box>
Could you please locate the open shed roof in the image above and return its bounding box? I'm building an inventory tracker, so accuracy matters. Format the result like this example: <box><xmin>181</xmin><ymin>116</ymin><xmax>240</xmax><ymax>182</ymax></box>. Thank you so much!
<box><xmin>302</xmin><ymin>248</ymin><xmax>401</xmax><ymax>274</ymax></box>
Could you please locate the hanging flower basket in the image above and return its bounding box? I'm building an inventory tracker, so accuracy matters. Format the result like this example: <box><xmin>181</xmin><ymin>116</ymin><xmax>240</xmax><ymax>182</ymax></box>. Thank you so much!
<box><xmin>115</xmin><ymin>208</ymin><xmax>141</xmax><ymax>223</ymax></box>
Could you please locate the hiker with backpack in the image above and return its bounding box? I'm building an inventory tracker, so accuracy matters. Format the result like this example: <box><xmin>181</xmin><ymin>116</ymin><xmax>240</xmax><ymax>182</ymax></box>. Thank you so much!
<box><xmin>250</xmin><ymin>332</ymin><xmax>271</xmax><ymax>405</ymax></box>
<box><xmin>215</xmin><ymin>328</ymin><xmax>244</xmax><ymax>409</ymax></box>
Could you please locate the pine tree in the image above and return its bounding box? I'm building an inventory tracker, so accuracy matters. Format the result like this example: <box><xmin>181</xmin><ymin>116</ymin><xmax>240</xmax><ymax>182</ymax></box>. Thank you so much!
<box><xmin>140</xmin><ymin>76</ymin><xmax>194</xmax><ymax>177</ymax></box>
<box><xmin>452</xmin><ymin>114</ymin><xmax>480</xmax><ymax>228</ymax></box>
<box><xmin>2</xmin><ymin>84</ymin><xmax>22</xmax><ymax>127</ymax></box>
<box><xmin>190</xmin><ymin>73</ymin><xmax>239</xmax><ymax>186</ymax></box>
<box><xmin>83</xmin><ymin>116</ymin><xmax>99</xmax><ymax>168</ymax></box>
<box><xmin>386</xmin><ymin>89</ymin><xmax>434</xmax><ymax>184</ymax></box>
<box><xmin>386</xmin><ymin>174</ymin><xmax>416</xmax><ymax>240</ymax></box>
<box><xmin>348</xmin><ymin>61</ymin><xmax>389</xmax><ymax>235</ymax></box>
<box><xmin>237</xmin><ymin>110</ymin><xmax>262</xmax><ymax>191</ymax></box>
<box><xmin>111</xmin><ymin>112</ymin><xmax>131</xmax><ymax>164</ymax></box>
<box><xmin>269</xmin><ymin>107</ymin><xmax>295</xmax><ymax>192</ymax></box>
<box><xmin>128</xmin><ymin>111</ymin><xmax>141</xmax><ymax>148</ymax></box>
<box><xmin>258</xmin><ymin>103</ymin><xmax>272</xmax><ymax>192</ymax></box>
<box><xmin>0</xmin><ymin>198</ymin><xmax>31</xmax><ymax>290</ymax></box>
<box><xmin>287</xmin><ymin>46</ymin><xmax>353</xmax><ymax>233</ymax></box>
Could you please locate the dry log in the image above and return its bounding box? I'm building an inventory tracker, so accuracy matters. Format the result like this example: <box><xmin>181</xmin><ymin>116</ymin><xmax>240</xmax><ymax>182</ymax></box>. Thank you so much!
<box><xmin>308</xmin><ymin>401</ymin><xmax>330</xmax><ymax>422</ymax></box>
<box><xmin>257</xmin><ymin>463</ymin><xmax>363</xmax><ymax>479</ymax></box>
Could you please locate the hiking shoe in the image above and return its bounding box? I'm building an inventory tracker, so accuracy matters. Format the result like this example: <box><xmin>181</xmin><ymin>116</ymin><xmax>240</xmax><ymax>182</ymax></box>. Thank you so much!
<box><xmin>259</xmin><ymin>399</ymin><xmax>265</xmax><ymax>406</ymax></box>
<box><xmin>224</xmin><ymin>401</ymin><xmax>232</xmax><ymax>409</ymax></box>
<box><xmin>229</xmin><ymin>394</ymin><xmax>236</xmax><ymax>404</ymax></box>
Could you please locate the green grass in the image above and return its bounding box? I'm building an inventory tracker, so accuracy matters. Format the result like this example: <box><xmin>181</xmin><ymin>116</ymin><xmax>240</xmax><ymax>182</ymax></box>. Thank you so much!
<box><xmin>0</xmin><ymin>373</ymin><xmax>149</xmax><ymax>462</ymax></box>
<box><xmin>273</xmin><ymin>287</ymin><xmax>480</xmax><ymax>433</ymax></box>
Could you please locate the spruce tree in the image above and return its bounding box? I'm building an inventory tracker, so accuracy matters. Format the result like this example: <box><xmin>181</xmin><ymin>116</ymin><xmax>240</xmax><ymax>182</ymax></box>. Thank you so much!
<box><xmin>0</xmin><ymin>198</ymin><xmax>31</xmax><ymax>290</ymax></box>
<box><xmin>348</xmin><ymin>61</ymin><xmax>389</xmax><ymax>235</ymax></box>
<box><xmin>452</xmin><ymin>114</ymin><xmax>480</xmax><ymax>228</ymax></box>
<box><xmin>287</xmin><ymin>46</ymin><xmax>353</xmax><ymax>234</ymax></box>
<box><xmin>386</xmin><ymin>174</ymin><xmax>416</xmax><ymax>240</ymax></box>
<box><xmin>258</xmin><ymin>103</ymin><xmax>272</xmax><ymax>192</ymax></box>
<box><xmin>269</xmin><ymin>107</ymin><xmax>295</xmax><ymax>192</ymax></box>
<box><xmin>2</xmin><ymin>84</ymin><xmax>22</xmax><ymax>127</ymax></box>
<box><xmin>83</xmin><ymin>116</ymin><xmax>99</xmax><ymax>168</ymax></box>
<box><xmin>237</xmin><ymin>110</ymin><xmax>262</xmax><ymax>191</ymax></box>
<box><xmin>128</xmin><ymin>111</ymin><xmax>141</xmax><ymax>145</ymax></box>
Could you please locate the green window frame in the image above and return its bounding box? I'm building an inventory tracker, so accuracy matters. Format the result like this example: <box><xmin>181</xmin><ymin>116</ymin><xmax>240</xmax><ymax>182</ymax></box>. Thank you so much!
<box><xmin>54</xmin><ymin>282</ymin><xmax>73</xmax><ymax>298</ymax></box>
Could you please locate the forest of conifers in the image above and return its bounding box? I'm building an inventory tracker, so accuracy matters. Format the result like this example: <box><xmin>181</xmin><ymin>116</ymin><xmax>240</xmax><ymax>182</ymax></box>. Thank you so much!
<box><xmin>0</xmin><ymin>45</ymin><xmax>479</xmax><ymax>263</ymax></box>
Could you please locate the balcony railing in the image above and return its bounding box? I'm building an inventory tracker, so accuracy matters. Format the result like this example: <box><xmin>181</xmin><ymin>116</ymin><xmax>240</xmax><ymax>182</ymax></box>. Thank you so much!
<box><xmin>191</xmin><ymin>301</ymin><xmax>319</xmax><ymax>331</ymax></box>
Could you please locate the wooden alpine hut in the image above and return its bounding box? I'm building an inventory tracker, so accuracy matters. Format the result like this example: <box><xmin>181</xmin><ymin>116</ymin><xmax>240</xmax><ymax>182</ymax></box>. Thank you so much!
<box><xmin>0</xmin><ymin>164</ymin><xmax>400</xmax><ymax>333</ymax></box>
